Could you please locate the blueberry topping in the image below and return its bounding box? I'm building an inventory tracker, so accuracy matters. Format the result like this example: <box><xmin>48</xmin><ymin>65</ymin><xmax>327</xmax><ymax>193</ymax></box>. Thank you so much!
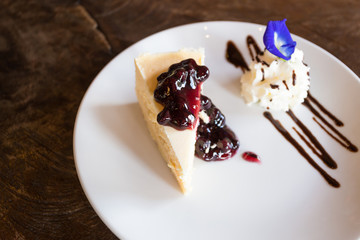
<box><xmin>196</xmin><ymin>95</ymin><xmax>239</xmax><ymax>161</ymax></box>
<box><xmin>154</xmin><ymin>58</ymin><xmax>209</xmax><ymax>130</ymax></box>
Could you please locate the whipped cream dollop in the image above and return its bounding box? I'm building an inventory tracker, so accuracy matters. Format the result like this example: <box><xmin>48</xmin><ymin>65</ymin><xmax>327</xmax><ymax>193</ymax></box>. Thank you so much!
<box><xmin>240</xmin><ymin>48</ymin><xmax>310</xmax><ymax>111</ymax></box>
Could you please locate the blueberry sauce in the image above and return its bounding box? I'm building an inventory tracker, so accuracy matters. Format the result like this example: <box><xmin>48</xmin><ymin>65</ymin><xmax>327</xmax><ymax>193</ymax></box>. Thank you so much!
<box><xmin>195</xmin><ymin>95</ymin><xmax>239</xmax><ymax>161</ymax></box>
<box><xmin>154</xmin><ymin>59</ymin><xmax>239</xmax><ymax>161</ymax></box>
<box><xmin>242</xmin><ymin>151</ymin><xmax>261</xmax><ymax>163</ymax></box>
<box><xmin>154</xmin><ymin>58</ymin><xmax>209</xmax><ymax>130</ymax></box>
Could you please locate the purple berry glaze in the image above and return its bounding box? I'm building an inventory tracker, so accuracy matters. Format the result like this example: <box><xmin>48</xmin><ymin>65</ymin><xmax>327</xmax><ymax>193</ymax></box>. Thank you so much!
<box><xmin>154</xmin><ymin>58</ymin><xmax>209</xmax><ymax>130</ymax></box>
<box><xmin>195</xmin><ymin>95</ymin><xmax>240</xmax><ymax>161</ymax></box>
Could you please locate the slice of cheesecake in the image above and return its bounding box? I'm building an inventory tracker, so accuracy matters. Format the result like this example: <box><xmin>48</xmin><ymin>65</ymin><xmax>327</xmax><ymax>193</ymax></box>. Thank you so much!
<box><xmin>135</xmin><ymin>49</ymin><xmax>205</xmax><ymax>194</ymax></box>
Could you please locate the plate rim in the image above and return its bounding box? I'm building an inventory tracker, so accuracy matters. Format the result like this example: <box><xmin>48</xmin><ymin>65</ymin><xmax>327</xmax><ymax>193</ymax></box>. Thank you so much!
<box><xmin>73</xmin><ymin>20</ymin><xmax>360</xmax><ymax>239</ymax></box>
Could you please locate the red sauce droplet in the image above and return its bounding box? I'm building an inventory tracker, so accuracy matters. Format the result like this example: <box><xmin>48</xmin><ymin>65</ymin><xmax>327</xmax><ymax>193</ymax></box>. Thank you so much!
<box><xmin>242</xmin><ymin>151</ymin><xmax>261</xmax><ymax>163</ymax></box>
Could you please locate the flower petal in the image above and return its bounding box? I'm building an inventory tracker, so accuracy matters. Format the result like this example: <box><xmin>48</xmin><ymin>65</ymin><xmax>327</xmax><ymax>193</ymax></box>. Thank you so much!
<box><xmin>263</xmin><ymin>19</ymin><xmax>296</xmax><ymax>60</ymax></box>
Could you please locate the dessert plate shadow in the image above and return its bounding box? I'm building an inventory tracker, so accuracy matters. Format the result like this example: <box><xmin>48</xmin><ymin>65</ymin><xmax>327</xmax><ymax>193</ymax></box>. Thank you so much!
<box><xmin>73</xmin><ymin>21</ymin><xmax>360</xmax><ymax>240</ymax></box>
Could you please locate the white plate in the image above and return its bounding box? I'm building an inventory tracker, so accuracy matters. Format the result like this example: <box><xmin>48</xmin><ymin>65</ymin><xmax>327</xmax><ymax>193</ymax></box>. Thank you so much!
<box><xmin>74</xmin><ymin>21</ymin><xmax>360</xmax><ymax>240</ymax></box>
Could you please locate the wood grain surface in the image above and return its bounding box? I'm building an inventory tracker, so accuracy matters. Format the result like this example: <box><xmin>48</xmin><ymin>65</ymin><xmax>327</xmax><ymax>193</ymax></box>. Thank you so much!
<box><xmin>1</xmin><ymin>0</ymin><xmax>359</xmax><ymax>239</ymax></box>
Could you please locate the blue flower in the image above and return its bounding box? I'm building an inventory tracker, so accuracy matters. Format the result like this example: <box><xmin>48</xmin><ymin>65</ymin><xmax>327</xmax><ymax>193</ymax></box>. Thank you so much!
<box><xmin>263</xmin><ymin>19</ymin><xmax>296</xmax><ymax>60</ymax></box>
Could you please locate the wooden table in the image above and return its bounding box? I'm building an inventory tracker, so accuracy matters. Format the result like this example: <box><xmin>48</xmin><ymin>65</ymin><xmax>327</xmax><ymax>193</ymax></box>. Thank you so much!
<box><xmin>1</xmin><ymin>0</ymin><xmax>359</xmax><ymax>239</ymax></box>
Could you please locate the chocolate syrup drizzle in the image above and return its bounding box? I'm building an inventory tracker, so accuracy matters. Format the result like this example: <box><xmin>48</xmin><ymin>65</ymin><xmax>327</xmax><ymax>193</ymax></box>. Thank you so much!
<box><xmin>306</xmin><ymin>92</ymin><xmax>344</xmax><ymax>127</ymax></box>
<box><xmin>247</xmin><ymin>36</ymin><xmax>263</xmax><ymax>60</ymax></box>
<box><xmin>287</xmin><ymin>110</ymin><xmax>337</xmax><ymax>169</ymax></box>
<box><xmin>264</xmin><ymin>111</ymin><xmax>340</xmax><ymax>188</ymax></box>
<box><xmin>303</xmin><ymin>97</ymin><xmax>358</xmax><ymax>152</ymax></box>
<box><xmin>226</xmin><ymin>41</ymin><xmax>249</xmax><ymax>72</ymax></box>
<box><xmin>292</xmin><ymin>127</ymin><xmax>322</xmax><ymax>159</ymax></box>
<box><xmin>225</xmin><ymin>36</ymin><xmax>358</xmax><ymax>188</ymax></box>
